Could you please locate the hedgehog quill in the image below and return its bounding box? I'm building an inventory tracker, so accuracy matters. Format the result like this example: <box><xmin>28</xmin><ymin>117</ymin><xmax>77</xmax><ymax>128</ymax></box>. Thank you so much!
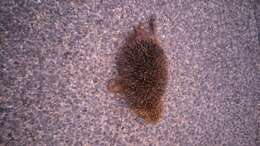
<box><xmin>108</xmin><ymin>16</ymin><xmax>168</xmax><ymax>124</ymax></box>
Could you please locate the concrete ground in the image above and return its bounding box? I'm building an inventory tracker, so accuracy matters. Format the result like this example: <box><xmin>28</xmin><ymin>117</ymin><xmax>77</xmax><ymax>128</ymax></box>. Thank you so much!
<box><xmin>0</xmin><ymin>0</ymin><xmax>259</xmax><ymax>146</ymax></box>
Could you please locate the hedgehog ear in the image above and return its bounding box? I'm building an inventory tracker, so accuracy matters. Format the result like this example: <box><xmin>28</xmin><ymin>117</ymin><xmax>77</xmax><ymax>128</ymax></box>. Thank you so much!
<box><xmin>133</xmin><ymin>23</ymin><xmax>145</xmax><ymax>34</ymax></box>
<box><xmin>107</xmin><ymin>78</ymin><xmax>123</xmax><ymax>93</ymax></box>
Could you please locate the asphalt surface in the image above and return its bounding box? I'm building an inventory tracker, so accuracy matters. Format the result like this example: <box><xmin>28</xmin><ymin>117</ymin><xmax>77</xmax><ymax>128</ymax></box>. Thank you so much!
<box><xmin>0</xmin><ymin>0</ymin><xmax>259</xmax><ymax>146</ymax></box>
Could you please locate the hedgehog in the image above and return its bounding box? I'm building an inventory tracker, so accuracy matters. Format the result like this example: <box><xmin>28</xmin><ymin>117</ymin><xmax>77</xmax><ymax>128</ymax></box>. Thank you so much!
<box><xmin>107</xmin><ymin>16</ymin><xmax>168</xmax><ymax>124</ymax></box>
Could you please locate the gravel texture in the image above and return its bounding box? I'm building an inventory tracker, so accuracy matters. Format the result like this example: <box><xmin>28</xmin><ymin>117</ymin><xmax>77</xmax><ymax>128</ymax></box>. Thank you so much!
<box><xmin>0</xmin><ymin>0</ymin><xmax>259</xmax><ymax>146</ymax></box>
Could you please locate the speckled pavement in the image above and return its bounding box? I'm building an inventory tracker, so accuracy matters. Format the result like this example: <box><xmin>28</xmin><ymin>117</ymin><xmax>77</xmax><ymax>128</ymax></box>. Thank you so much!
<box><xmin>0</xmin><ymin>0</ymin><xmax>259</xmax><ymax>146</ymax></box>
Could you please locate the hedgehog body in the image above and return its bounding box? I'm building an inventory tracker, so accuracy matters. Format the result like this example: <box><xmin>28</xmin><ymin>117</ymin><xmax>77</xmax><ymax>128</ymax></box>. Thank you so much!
<box><xmin>108</xmin><ymin>17</ymin><xmax>168</xmax><ymax>124</ymax></box>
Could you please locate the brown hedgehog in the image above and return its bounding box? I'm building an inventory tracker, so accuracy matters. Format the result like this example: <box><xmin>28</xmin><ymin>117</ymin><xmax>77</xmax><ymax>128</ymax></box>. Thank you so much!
<box><xmin>108</xmin><ymin>16</ymin><xmax>168</xmax><ymax>124</ymax></box>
